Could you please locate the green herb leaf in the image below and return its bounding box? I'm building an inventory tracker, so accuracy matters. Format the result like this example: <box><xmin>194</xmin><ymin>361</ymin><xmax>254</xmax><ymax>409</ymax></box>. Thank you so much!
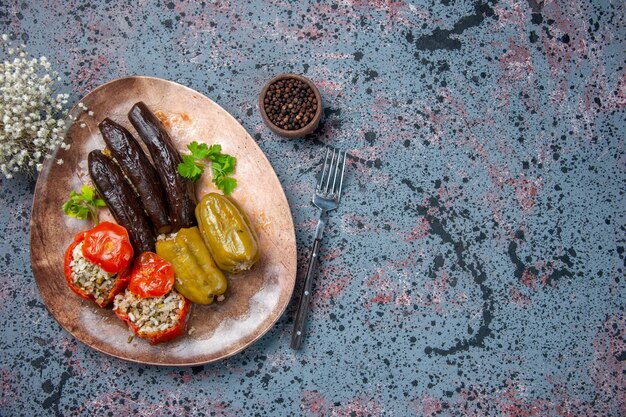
<box><xmin>188</xmin><ymin>141</ymin><xmax>210</xmax><ymax>160</ymax></box>
<box><xmin>178</xmin><ymin>141</ymin><xmax>238</xmax><ymax>194</ymax></box>
<box><xmin>178</xmin><ymin>154</ymin><xmax>203</xmax><ymax>181</ymax></box>
<box><xmin>219</xmin><ymin>177</ymin><xmax>237</xmax><ymax>195</ymax></box>
<box><xmin>80</xmin><ymin>184</ymin><xmax>93</xmax><ymax>200</ymax></box>
<box><xmin>207</xmin><ymin>144</ymin><xmax>222</xmax><ymax>159</ymax></box>
<box><xmin>62</xmin><ymin>185</ymin><xmax>105</xmax><ymax>225</ymax></box>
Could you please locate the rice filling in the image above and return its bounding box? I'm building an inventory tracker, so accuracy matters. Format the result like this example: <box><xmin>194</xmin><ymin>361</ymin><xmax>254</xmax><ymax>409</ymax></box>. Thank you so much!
<box><xmin>69</xmin><ymin>242</ymin><xmax>117</xmax><ymax>305</ymax></box>
<box><xmin>113</xmin><ymin>290</ymin><xmax>184</xmax><ymax>335</ymax></box>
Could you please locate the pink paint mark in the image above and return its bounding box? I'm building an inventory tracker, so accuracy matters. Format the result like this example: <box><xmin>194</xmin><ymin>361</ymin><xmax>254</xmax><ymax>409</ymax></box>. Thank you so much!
<box><xmin>403</xmin><ymin>216</ymin><xmax>429</xmax><ymax>242</ymax></box>
<box><xmin>484</xmin><ymin>191</ymin><xmax>516</xmax><ymax>238</ymax></box>
<box><xmin>320</xmin><ymin>248</ymin><xmax>342</xmax><ymax>262</ymax></box>
<box><xmin>301</xmin><ymin>390</ymin><xmax>329</xmax><ymax>416</ymax></box>
<box><xmin>386</xmin><ymin>254</ymin><xmax>418</xmax><ymax>271</ymax></box>
<box><xmin>414</xmin><ymin>394</ymin><xmax>444</xmax><ymax>416</ymax></box>
<box><xmin>610</xmin><ymin>72</ymin><xmax>626</xmax><ymax>109</ymax></box>
<box><xmin>428</xmin><ymin>269</ymin><xmax>449</xmax><ymax>313</ymax></box>
<box><xmin>521</xmin><ymin>268</ymin><xmax>536</xmax><ymax>289</ymax></box>
<box><xmin>341</xmin><ymin>213</ymin><xmax>372</xmax><ymax>234</ymax></box>
<box><xmin>541</xmin><ymin>1</ymin><xmax>589</xmax><ymax>76</ymax></box>
<box><xmin>72</xmin><ymin>54</ymin><xmax>110</xmax><ymax>93</ymax></box>
<box><xmin>493</xmin><ymin>0</ymin><xmax>527</xmax><ymax>27</ymax></box>
<box><xmin>7</xmin><ymin>1</ymin><xmax>22</xmax><ymax>35</ymax></box>
<box><xmin>498</xmin><ymin>40</ymin><xmax>533</xmax><ymax>82</ymax></box>
<box><xmin>590</xmin><ymin>315</ymin><xmax>626</xmax><ymax>415</ymax></box>
<box><xmin>347</xmin><ymin>0</ymin><xmax>418</xmax><ymax>27</ymax></box>
<box><xmin>78</xmin><ymin>390</ymin><xmax>238</xmax><ymax>417</ymax></box>
<box><xmin>368</xmin><ymin>292</ymin><xmax>393</xmax><ymax>306</ymax></box>
<box><xmin>314</xmin><ymin>269</ymin><xmax>352</xmax><ymax>305</ymax></box>
<box><xmin>548</xmin><ymin>78</ymin><xmax>569</xmax><ymax>108</ymax></box>
<box><xmin>506</xmin><ymin>175</ymin><xmax>542</xmax><ymax>213</ymax></box>
<box><xmin>395</xmin><ymin>291</ymin><xmax>411</xmax><ymax>306</ymax></box>
<box><xmin>509</xmin><ymin>285</ymin><xmax>532</xmax><ymax>307</ymax></box>
<box><xmin>295</xmin><ymin>219</ymin><xmax>318</xmax><ymax>231</ymax></box>
<box><xmin>315</xmin><ymin>79</ymin><xmax>344</xmax><ymax>96</ymax></box>
<box><xmin>0</xmin><ymin>368</ymin><xmax>17</xmax><ymax>408</ymax></box>
<box><xmin>364</xmin><ymin>269</ymin><xmax>395</xmax><ymax>310</ymax></box>
<box><xmin>436</xmin><ymin>183</ymin><xmax>463</xmax><ymax>210</ymax></box>
<box><xmin>58</xmin><ymin>336</ymin><xmax>86</xmax><ymax>374</ymax></box>
<box><xmin>301</xmin><ymin>391</ymin><xmax>383</xmax><ymax>417</ymax></box>
<box><xmin>498</xmin><ymin>390</ymin><xmax>550</xmax><ymax>417</ymax></box>
<box><xmin>334</xmin><ymin>397</ymin><xmax>384</xmax><ymax>417</ymax></box>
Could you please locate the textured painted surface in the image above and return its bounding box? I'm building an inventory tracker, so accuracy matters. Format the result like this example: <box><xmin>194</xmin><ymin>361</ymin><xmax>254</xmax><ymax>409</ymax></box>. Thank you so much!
<box><xmin>0</xmin><ymin>1</ymin><xmax>624</xmax><ymax>416</ymax></box>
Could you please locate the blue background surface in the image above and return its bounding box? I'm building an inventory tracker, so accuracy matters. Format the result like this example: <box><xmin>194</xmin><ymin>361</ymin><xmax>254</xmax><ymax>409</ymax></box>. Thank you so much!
<box><xmin>1</xmin><ymin>1</ymin><xmax>624</xmax><ymax>416</ymax></box>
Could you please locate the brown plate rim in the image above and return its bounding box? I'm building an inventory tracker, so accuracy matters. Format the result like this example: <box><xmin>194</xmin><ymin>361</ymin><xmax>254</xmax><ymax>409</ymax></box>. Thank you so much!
<box><xmin>29</xmin><ymin>75</ymin><xmax>297</xmax><ymax>366</ymax></box>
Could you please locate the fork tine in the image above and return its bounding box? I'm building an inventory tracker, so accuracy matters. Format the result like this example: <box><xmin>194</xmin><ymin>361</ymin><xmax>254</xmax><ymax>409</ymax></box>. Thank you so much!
<box><xmin>324</xmin><ymin>148</ymin><xmax>337</xmax><ymax>193</ymax></box>
<box><xmin>337</xmin><ymin>151</ymin><xmax>347</xmax><ymax>201</ymax></box>
<box><xmin>331</xmin><ymin>150</ymin><xmax>342</xmax><ymax>195</ymax></box>
<box><xmin>317</xmin><ymin>147</ymin><xmax>330</xmax><ymax>192</ymax></box>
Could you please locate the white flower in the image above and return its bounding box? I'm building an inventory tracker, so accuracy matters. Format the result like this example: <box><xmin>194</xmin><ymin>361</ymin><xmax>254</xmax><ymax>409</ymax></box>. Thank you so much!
<box><xmin>0</xmin><ymin>34</ymin><xmax>68</xmax><ymax>179</ymax></box>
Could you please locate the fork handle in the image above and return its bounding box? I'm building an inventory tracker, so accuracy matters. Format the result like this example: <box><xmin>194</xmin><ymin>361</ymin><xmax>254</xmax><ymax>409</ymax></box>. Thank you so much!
<box><xmin>290</xmin><ymin>237</ymin><xmax>322</xmax><ymax>350</ymax></box>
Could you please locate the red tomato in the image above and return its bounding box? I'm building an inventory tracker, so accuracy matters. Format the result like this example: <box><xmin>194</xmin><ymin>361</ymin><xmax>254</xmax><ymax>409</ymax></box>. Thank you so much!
<box><xmin>64</xmin><ymin>230</ymin><xmax>131</xmax><ymax>307</ymax></box>
<box><xmin>128</xmin><ymin>252</ymin><xmax>175</xmax><ymax>298</ymax></box>
<box><xmin>81</xmin><ymin>222</ymin><xmax>134</xmax><ymax>274</ymax></box>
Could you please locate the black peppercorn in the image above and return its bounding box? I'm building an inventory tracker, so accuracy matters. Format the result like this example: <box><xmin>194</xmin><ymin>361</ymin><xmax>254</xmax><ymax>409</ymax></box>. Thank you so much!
<box><xmin>263</xmin><ymin>77</ymin><xmax>318</xmax><ymax>131</ymax></box>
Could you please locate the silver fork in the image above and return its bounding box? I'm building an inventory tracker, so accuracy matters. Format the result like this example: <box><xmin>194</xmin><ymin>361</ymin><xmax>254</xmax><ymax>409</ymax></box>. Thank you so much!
<box><xmin>291</xmin><ymin>146</ymin><xmax>347</xmax><ymax>350</ymax></box>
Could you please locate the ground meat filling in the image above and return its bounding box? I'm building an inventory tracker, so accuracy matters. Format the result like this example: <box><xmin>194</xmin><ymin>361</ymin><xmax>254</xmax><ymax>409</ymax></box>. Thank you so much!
<box><xmin>70</xmin><ymin>242</ymin><xmax>117</xmax><ymax>305</ymax></box>
<box><xmin>113</xmin><ymin>290</ymin><xmax>184</xmax><ymax>335</ymax></box>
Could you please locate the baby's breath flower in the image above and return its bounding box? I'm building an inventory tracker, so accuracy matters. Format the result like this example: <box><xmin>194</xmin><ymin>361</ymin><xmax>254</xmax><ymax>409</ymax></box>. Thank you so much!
<box><xmin>0</xmin><ymin>34</ymin><xmax>68</xmax><ymax>178</ymax></box>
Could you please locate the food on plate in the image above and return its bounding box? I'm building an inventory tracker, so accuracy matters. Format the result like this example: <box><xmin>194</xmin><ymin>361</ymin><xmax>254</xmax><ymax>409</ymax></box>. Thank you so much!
<box><xmin>128</xmin><ymin>101</ymin><xmax>196</xmax><ymax>231</ymax></box>
<box><xmin>195</xmin><ymin>193</ymin><xmax>260</xmax><ymax>273</ymax></box>
<box><xmin>99</xmin><ymin>118</ymin><xmax>171</xmax><ymax>234</ymax></box>
<box><xmin>88</xmin><ymin>149</ymin><xmax>156</xmax><ymax>253</ymax></box>
<box><xmin>60</xmin><ymin>97</ymin><xmax>263</xmax><ymax>347</ymax></box>
<box><xmin>62</xmin><ymin>184</ymin><xmax>106</xmax><ymax>224</ymax></box>
<box><xmin>114</xmin><ymin>252</ymin><xmax>190</xmax><ymax>344</ymax></box>
<box><xmin>156</xmin><ymin>226</ymin><xmax>227</xmax><ymax>305</ymax></box>
<box><xmin>178</xmin><ymin>141</ymin><xmax>238</xmax><ymax>195</ymax></box>
<box><xmin>114</xmin><ymin>290</ymin><xmax>190</xmax><ymax>345</ymax></box>
<box><xmin>63</xmin><ymin>222</ymin><xmax>133</xmax><ymax>307</ymax></box>
<box><xmin>127</xmin><ymin>252</ymin><xmax>176</xmax><ymax>298</ymax></box>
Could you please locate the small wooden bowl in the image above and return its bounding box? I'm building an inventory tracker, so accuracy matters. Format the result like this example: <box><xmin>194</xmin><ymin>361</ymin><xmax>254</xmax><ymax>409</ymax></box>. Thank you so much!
<box><xmin>258</xmin><ymin>73</ymin><xmax>322</xmax><ymax>139</ymax></box>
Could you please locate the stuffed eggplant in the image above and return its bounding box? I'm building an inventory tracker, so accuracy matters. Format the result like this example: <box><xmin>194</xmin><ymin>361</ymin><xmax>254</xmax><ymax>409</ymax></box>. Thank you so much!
<box><xmin>88</xmin><ymin>150</ymin><xmax>156</xmax><ymax>253</ymax></box>
<box><xmin>128</xmin><ymin>102</ymin><xmax>196</xmax><ymax>231</ymax></box>
<box><xmin>99</xmin><ymin>118</ymin><xmax>171</xmax><ymax>234</ymax></box>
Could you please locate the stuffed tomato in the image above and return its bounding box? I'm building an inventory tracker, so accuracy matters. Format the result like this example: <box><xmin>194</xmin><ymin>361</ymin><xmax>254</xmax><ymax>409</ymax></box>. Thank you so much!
<box><xmin>113</xmin><ymin>252</ymin><xmax>190</xmax><ymax>344</ymax></box>
<box><xmin>64</xmin><ymin>222</ymin><xmax>134</xmax><ymax>308</ymax></box>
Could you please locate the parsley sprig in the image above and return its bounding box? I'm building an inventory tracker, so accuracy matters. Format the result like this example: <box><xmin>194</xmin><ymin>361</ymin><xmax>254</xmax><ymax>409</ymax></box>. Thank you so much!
<box><xmin>62</xmin><ymin>185</ymin><xmax>106</xmax><ymax>224</ymax></box>
<box><xmin>178</xmin><ymin>141</ymin><xmax>237</xmax><ymax>195</ymax></box>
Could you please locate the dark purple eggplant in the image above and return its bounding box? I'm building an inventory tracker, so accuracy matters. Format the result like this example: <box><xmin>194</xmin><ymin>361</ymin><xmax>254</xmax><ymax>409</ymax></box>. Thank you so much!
<box><xmin>88</xmin><ymin>150</ymin><xmax>156</xmax><ymax>254</ymax></box>
<box><xmin>128</xmin><ymin>101</ymin><xmax>196</xmax><ymax>231</ymax></box>
<box><xmin>99</xmin><ymin>118</ymin><xmax>171</xmax><ymax>234</ymax></box>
